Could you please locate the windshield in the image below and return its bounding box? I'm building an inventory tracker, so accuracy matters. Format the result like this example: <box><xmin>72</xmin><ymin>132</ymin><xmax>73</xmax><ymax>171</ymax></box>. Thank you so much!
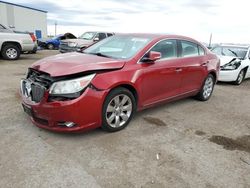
<box><xmin>79</xmin><ymin>32</ymin><xmax>96</xmax><ymax>40</ymax></box>
<box><xmin>83</xmin><ymin>35</ymin><xmax>151</xmax><ymax>59</ymax></box>
<box><xmin>212</xmin><ymin>46</ymin><xmax>248</xmax><ymax>59</ymax></box>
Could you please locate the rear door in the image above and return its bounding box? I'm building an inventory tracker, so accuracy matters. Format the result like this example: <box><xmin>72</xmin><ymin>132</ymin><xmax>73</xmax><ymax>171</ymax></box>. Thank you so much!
<box><xmin>178</xmin><ymin>40</ymin><xmax>208</xmax><ymax>93</ymax></box>
<box><xmin>140</xmin><ymin>39</ymin><xmax>183</xmax><ymax>106</ymax></box>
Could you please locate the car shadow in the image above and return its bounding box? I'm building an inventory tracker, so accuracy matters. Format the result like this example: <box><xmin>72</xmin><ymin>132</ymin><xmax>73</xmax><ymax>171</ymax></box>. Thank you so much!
<box><xmin>38</xmin><ymin>97</ymin><xmax>195</xmax><ymax>138</ymax></box>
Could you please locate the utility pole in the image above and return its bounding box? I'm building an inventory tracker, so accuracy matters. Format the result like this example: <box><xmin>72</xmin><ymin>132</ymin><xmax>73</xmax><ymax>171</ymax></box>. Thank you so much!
<box><xmin>55</xmin><ymin>21</ymin><xmax>57</xmax><ymax>36</ymax></box>
<box><xmin>209</xmin><ymin>33</ymin><xmax>212</xmax><ymax>48</ymax></box>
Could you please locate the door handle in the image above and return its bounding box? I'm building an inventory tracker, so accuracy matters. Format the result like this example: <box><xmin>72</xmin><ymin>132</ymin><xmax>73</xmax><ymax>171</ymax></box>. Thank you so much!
<box><xmin>175</xmin><ymin>68</ymin><xmax>182</xmax><ymax>72</ymax></box>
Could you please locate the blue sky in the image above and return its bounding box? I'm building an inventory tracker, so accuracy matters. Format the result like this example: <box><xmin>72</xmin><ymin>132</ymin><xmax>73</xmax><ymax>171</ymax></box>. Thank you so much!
<box><xmin>4</xmin><ymin>0</ymin><xmax>250</xmax><ymax>43</ymax></box>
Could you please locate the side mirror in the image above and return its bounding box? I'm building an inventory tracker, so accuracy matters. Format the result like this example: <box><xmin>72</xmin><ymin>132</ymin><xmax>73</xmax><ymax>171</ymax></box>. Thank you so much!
<box><xmin>93</xmin><ymin>37</ymin><xmax>99</xmax><ymax>42</ymax></box>
<box><xmin>142</xmin><ymin>51</ymin><xmax>161</xmax><ymax>63</ymax></box>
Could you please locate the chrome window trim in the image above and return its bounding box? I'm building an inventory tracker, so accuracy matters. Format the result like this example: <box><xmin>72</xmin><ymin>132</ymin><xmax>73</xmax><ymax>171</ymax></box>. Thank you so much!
<box><xmin>137</xmin><ymin>38</ymin><xmax>206</xmax><ymax>64</ymax></box>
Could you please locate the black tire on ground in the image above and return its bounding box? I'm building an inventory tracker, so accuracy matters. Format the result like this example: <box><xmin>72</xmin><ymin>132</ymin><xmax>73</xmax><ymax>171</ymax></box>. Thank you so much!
<box><xmin>31</xmin><ymin>47</ymin><xmax>37</xmax><ymax>54</ymax></box>
<box><xmin>47</xmin><ymin>43</ymin><xmax>54</xmax><ymax>50</ymax></box>
<box><xmin>233</xmin><ymin>69</ymin><xmax>245</xmax><ymax>85</ymax></box>
<box><xmin>195</xmin><ymin>74</ymin><xmax>215</xmax><ymax>101</ymax></box>
<box><xmin>102</xmin><ymin>87</ymin><xmax>136</xmax><ymax>132</ymax></box>
<box><xmin>1</xmin><ymin>44</ymin><xmax>21</xmax><ymax>60</ymax></box>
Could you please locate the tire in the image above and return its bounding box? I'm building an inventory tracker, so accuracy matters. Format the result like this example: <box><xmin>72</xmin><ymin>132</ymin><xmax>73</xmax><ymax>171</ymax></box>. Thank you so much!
<box><xmin>47</xmin><ymin>43</ymin><xmax>54</xmax><ymax>50</ymax></box>
<box><xmin>31</xmin><ymin>46</ymin><xmax>37</xmax><ymax>54</ymax></box>
<box><xmin>1</xmin><ymin>44</ymin><xmax>20</xmax><ymax>60</ymax></box>
<box><xmin>195</xmin><ymin>74</ymin><xmax>215</xmax><ymax>101</ymax></box>
<box><xmin>233</xmin><ymin>69</ymin><xmax>245</xmax><ymax>85</ymax></box>
<box><xmin>102</xmin><ymin>87</ymin><xmax>136</xmax><ymax>132</ymax></box>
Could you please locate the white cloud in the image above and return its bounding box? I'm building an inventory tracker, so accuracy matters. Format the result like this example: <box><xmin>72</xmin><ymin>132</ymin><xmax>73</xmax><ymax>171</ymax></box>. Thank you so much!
<box><xmin>6</xmin><ymin>0</ymin><xmax>250</xmax><ymax>43</ymax></box>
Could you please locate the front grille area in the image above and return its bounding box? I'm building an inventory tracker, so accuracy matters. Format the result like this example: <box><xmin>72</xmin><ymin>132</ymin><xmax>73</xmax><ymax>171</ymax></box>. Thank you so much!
<box><xmin>28</xmin><ymin>69</ymin><xmax>52</xmax><ymax>89</ymax></box>
<box><xmin>22</xmin><ymin>69</ymin><xmax>53</xmax><ymax>103</ymax></box>
<box><xmin>31</xmin><ymin>83</ymin><xmax>46</xmax><ymax>103</ymax></box>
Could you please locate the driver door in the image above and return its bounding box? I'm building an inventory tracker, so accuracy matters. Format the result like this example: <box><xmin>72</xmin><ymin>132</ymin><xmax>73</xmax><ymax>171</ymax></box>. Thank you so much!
<box><xmin>140</xmin><ymin>39</ymin><xmax>182</xmax><ymax>107</ymax></box>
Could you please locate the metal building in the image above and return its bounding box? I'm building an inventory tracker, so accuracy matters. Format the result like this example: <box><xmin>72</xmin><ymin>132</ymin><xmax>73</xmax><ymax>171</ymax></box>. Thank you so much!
<box><xmin>0</xmin><ymin>1</ymin><xmax>47</xmax><ymax>39</ymax></box>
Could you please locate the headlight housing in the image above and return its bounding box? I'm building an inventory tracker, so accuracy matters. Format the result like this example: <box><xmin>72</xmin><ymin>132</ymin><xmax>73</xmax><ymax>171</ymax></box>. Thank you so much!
<box><xmin>68</xmin><ymin>42</ymin><xmax>77</xmax><ymax>47</ymax></box>
<box><xmin>221</xmin><ymin>60</ymin><xmax>241</xmax><ymax>70</ymax></box>
<box><xmin>49</xmin><ymin>74</ymin><xmax>95</xmax><ymax>95</ymax></box>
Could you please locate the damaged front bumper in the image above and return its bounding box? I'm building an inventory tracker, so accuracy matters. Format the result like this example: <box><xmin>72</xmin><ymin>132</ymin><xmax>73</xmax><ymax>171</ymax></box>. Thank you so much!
<box><xmin>21</xmin><ymin>83</ymin><xmax>108</xmax><ymax>132</ymax></box>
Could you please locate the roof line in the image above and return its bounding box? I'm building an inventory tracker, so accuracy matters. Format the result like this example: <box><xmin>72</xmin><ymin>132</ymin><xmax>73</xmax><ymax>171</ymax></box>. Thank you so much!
<box><xmin>0</xmin><ymin>1</ymin><xmax>47</xmax><ymax>13</ymax></box>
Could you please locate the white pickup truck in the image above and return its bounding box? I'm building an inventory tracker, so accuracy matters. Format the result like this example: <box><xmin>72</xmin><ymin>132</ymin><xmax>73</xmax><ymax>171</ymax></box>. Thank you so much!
<box><xmin>0</xmin><ymin>29</ymin><xmax>37</xmax><ymax>60</ymax></box>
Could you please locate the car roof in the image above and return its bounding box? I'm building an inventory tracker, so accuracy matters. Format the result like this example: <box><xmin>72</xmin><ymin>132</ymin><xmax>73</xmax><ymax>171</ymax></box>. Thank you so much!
<box><xmin>85</xmin><ymin>31</ymin><xmax>114</xmax><ymax>33</ymax></box>
<box><xmin>116</xmin><ymin>33</ymin><xmax>201</xmax><ymax>43</ymax></box>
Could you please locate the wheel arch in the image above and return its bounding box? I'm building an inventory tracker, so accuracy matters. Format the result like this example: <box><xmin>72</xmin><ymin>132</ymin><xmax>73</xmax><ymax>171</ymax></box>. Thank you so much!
<box><xmin>1</xmin><ymin>41</ymin><xmax>22</xmax><ymax>51</ymax></box>
<box><xmin>208</xmin><ymin>71</ymin><xmax>217</xmax><ymax>82</ymax></box>
<box><xmin>106</xmin><ymin>83</ymin><xmax>139</xmax><ymax>105</ymax></box>
<box><xmin>242</xmin><ymin>66</ymin><xmax>249</xmax><ymax>73</ymax></box>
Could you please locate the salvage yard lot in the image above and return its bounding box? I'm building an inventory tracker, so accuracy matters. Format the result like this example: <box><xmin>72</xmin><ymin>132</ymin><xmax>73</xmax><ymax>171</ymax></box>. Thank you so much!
<box><xmin>0</xmin><ymin>50</ymin><xmax>250</xmax><ymax>188</ymax></box>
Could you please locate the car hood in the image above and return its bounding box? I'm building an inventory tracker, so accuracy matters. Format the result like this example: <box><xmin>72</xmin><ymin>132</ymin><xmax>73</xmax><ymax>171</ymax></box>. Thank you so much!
<box><xmin>31</xmin><ymin>52</ymin><xmax>125</xmax><ymax>77</ymax></box>
<box><xmin>61</xmin><ymin>39</ymin><xmax>92</xmax><ymax>46</ymax></box>
<box><xmin>219</xmin><ymin>56</ymin><xmax>240</xmax><ymax>66</ymax></box>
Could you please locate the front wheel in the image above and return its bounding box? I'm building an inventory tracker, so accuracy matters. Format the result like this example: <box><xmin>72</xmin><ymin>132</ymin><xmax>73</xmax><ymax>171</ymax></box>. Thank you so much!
<box><xmin>233</xmin><ymin>69</ymin><xmax>245</xmax><ymax>85</ymax></box>
<box><xmin>47</xmin><ymin>43</ymin><xmax>54</xmax><ymax>50</ymax></box>
<box><xmin>102</xmin><ymin>87</ymin><xmax>136</xmax><ymax>132</ymax></box>
<box><xmin>195</xmin><ymin>74</ymin><xmax>215</xmax><ymax>101</ymax></box>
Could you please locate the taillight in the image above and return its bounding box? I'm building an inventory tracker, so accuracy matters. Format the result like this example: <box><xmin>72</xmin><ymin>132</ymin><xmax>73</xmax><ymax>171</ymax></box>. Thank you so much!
<box><xmin>30</xmin><ymin>33</ymin><xmax>36</xmax><ymax>42</ymax></box>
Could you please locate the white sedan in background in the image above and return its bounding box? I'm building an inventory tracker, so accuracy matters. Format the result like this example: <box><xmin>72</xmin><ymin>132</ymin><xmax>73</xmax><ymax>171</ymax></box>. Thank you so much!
<box><xmin>211</xmin><ymin>45</ymin><xmax>250</xmax><ymax>85</ymax></box>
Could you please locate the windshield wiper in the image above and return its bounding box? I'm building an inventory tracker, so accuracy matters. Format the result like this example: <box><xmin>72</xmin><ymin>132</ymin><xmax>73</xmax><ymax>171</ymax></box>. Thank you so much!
<box><xmin>228</xmin><ymin>49</ymin><xmax>238</xmax><ymax>57</ymax></box>
<box><xmin>89</xmin><ymin>52</ymin><xmax>112</xmax><ymax>58</ymax></box>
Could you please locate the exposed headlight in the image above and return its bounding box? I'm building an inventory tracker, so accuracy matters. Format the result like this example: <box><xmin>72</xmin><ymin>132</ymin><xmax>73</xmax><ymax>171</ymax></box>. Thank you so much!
<box><xmin>68</xmin><ymin>42</ymin><xmax>77</xmax><ymax>47</ymax></box>
<box><xmin>49</xmin><ymin>74</ymin><xmax>95</xmax><ymax>95</ymax></box>
<box><xmin>221</xmin><ymin>60</ymin><xmax>241</xmax><ymax>70</ymax></box>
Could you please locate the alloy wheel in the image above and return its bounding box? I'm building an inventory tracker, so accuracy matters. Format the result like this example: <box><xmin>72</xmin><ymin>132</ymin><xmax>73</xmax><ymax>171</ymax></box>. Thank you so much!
<box><xmin>47</xmin><ymin>44</ymin><xmax>54</xmax><ymax>50</ymax></box>
<box><xmin>106</xmin><ymin>94</ymin><xmax>132</xmax><ymax>128</ymax></box>
<box><xmin>203</xmin><ymin>76</ymin><xmax>214</xmax><ymax>99</ymax></box>
<box><xmin>6</xmin><ymin>48</ymin><xmax>18</xmax><ymax>59</ymax></box>
<box><xmin>237</xmin><ymin>70</ymin><xmax>244</xmax><ymax>84</ymax></box>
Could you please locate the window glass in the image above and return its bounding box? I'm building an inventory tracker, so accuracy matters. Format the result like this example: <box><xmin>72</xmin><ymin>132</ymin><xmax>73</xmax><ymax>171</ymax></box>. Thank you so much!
<box><xmin>84</xmin><ymin>36</ymin><xmax>151</xmax><ymax>59</ymax></box>
<box><xmin>150</xmin><ymin>40</ymin><xmax>177</xmax><ymax>59</ymax></box>
<box><xmin>198</xmin><ymin>46</ymin><xmax>205</xmax><ymax>55</ymax></box>
<box><xmin>181</xmin><ymin>41</ymin><xmax>199</xmax><ymax>57</ymax></box>
<box><xmin>211</xmin><ymin>47</ymin><xmax>222</xmax><ymax>55</ymax></box>
<box><xmin>222</xmin><ymin>47</ymin><xmax>247</xmax><ymax>59</ymax></box>
<box><xmin>107</xmin><ymin>33</ymin><xmax>113</xmax><ymax>37</ymax></box>
<box><xmin>97</xmin><ymin>33</ymin><xmax>107</xmax><ymax>40</ymax></box>
<box><xmin>79</xmin><ymin>32</ymin><xmax>96</xmax><ymax>40</ymax></box>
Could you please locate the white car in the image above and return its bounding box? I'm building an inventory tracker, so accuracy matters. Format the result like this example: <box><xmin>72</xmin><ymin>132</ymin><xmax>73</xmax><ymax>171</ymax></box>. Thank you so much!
<box><xmin>212</xmin><ymin>45</ymin><xmax>250</xmax><ymax>85</ymax></box>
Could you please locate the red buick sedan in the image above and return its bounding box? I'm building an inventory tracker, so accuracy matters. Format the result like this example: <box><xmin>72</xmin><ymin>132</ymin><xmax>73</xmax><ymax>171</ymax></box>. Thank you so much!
<box><xmin>20</xmin><ymin>34</ymin><xmax>220</xmax><ymax>132</ymax></box>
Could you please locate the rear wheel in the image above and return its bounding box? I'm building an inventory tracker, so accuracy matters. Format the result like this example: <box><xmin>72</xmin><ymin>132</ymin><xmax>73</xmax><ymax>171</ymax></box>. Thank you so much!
<box><xmin>233</xmin><ymin>69</ymin><xmax>245</xmax><ymax>85</ymax></box>
<box><xmin>196</xmin><ymin>74</ymin><xmax>215</xmax><ymax>101</ymax></box>
<box><xmin>1</xmin><ymin>44</ymin><xmax>20</xmax><ymax>60</ymax></box>
<box><xmin>102</xmin><ymin>87</ymin><xmax>136</xmax><ymax>132</ymax></box>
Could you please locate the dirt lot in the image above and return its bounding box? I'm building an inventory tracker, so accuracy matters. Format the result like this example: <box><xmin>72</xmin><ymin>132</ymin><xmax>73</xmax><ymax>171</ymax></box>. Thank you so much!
<box><xmin>0</xmin><ymin>50</ymin><xmax>250</xmax><ymax>188</ymax></box>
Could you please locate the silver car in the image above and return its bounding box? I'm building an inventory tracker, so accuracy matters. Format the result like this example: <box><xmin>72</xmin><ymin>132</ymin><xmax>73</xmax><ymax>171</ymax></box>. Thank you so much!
<box><xmin>59</xmin><ymin>31</ymin><xmax>114</xmax><ymax>53</ymax></box>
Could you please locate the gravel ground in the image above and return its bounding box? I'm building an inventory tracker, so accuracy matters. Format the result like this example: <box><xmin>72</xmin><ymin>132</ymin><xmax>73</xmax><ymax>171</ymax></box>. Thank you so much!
<box><xmin>0</xmin><ymin>50</ymin><xmax>250</xmax><ymax>188</ymax></box>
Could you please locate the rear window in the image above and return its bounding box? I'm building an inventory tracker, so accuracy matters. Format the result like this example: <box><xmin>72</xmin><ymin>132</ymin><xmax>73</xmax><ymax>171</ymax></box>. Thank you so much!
<box><xmin>181</xmin><ymin>41</ymin><xmax>199</xmax><ymax>57</ymax></box>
